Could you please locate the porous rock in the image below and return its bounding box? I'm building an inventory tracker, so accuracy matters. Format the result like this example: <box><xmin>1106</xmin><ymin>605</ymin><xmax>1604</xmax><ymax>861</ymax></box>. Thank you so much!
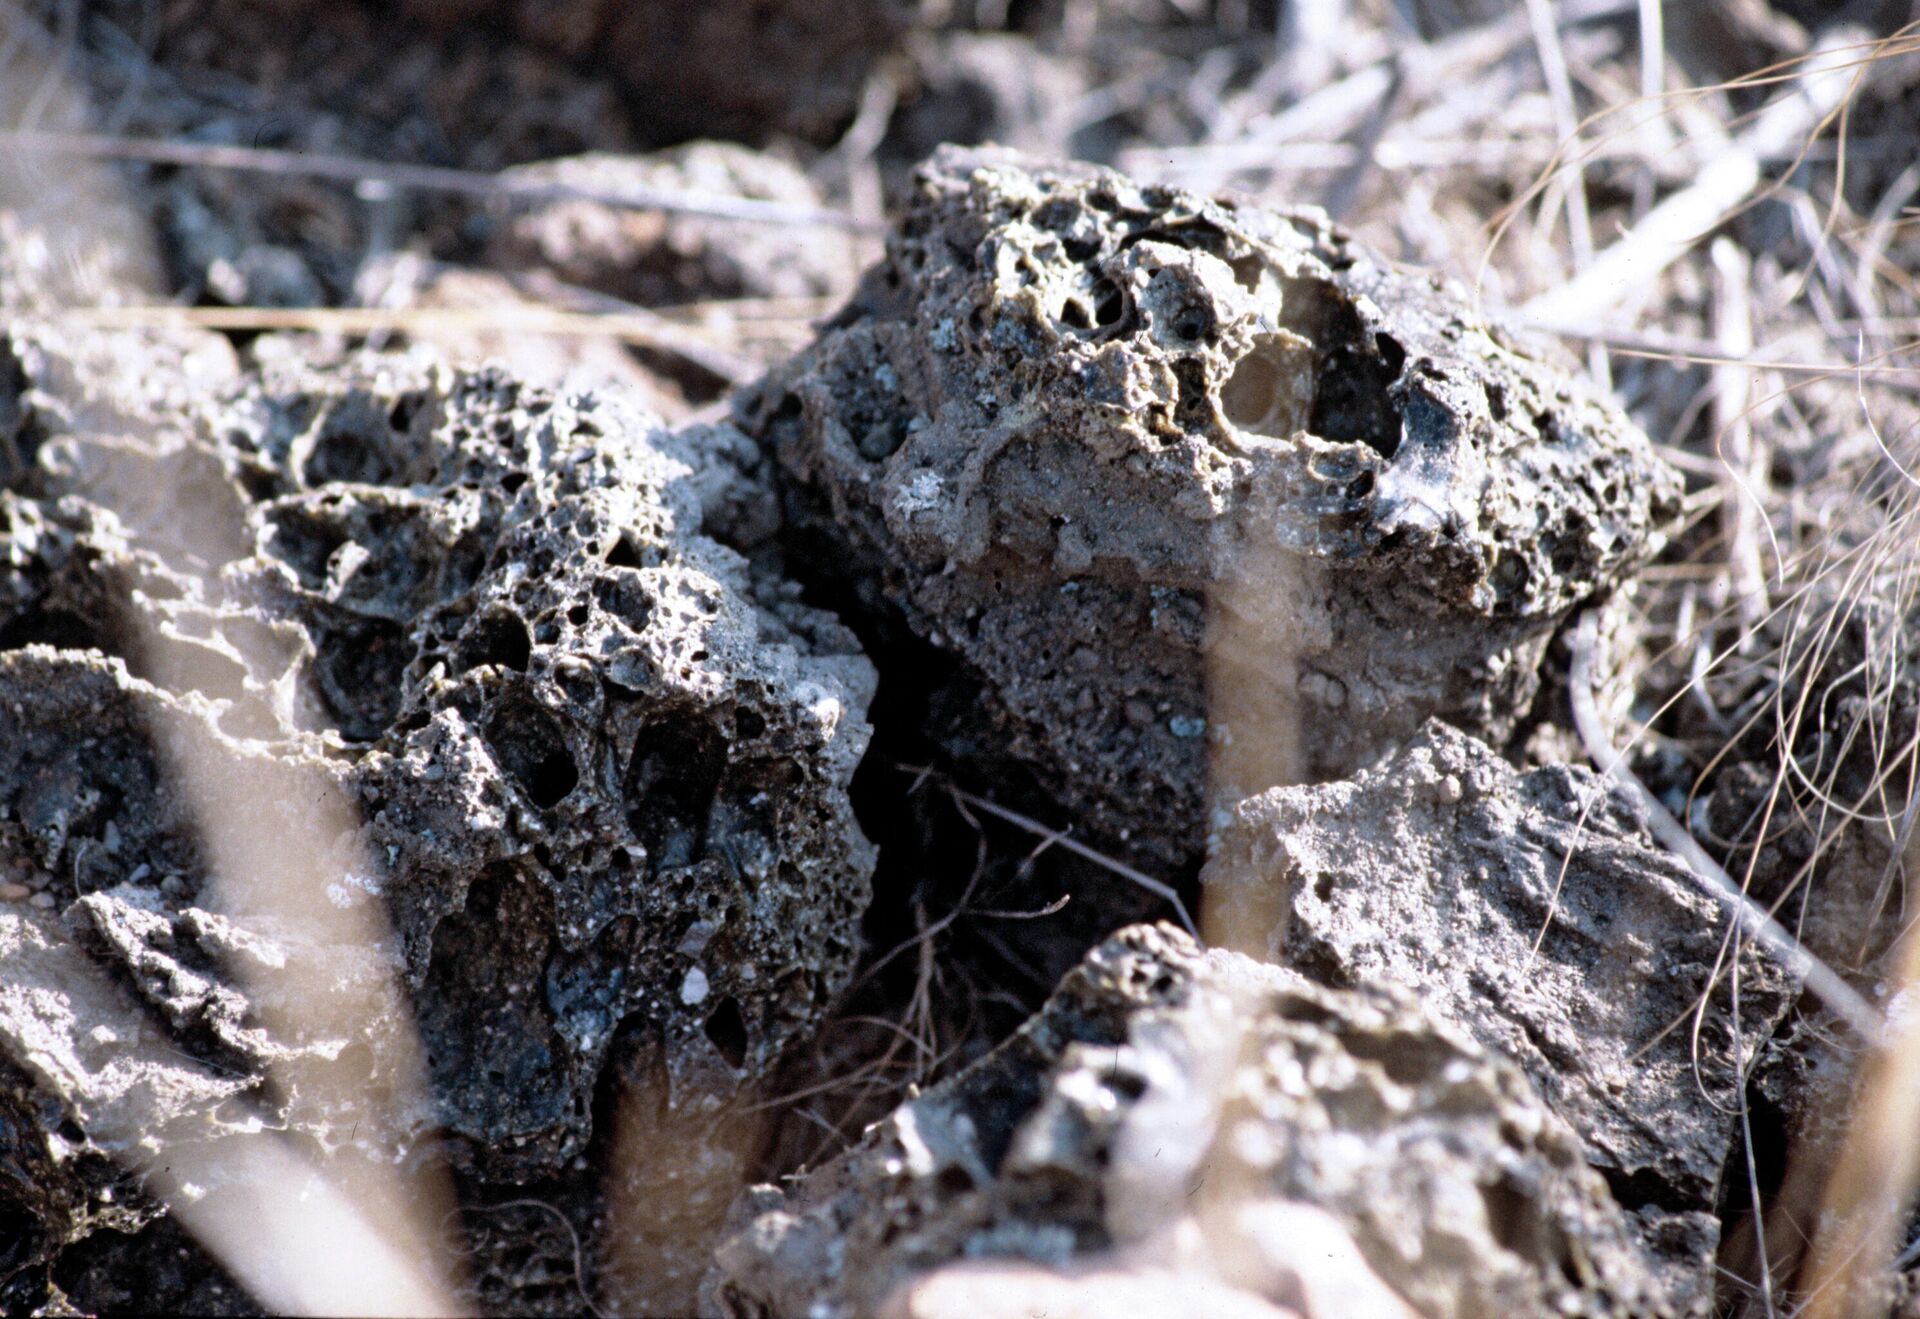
<box><xmin>705</xmin><ymin>923</ymin><xmax>1672</xmax><ymax>1319</ymax></box>
<box><xmin>743</xmin><ymin>146</ymin><xmax>1682</xmax><ymax>868</ymax></box>
<box><xmin>0</xmin><ymin>318</ymin><xmax>875</xmax><ymax>1301</ymax></box>
<box><xmin>1203</xmin><ymin>720</ymin><xmax>1798</xmax><ymax>1313</ymax></box>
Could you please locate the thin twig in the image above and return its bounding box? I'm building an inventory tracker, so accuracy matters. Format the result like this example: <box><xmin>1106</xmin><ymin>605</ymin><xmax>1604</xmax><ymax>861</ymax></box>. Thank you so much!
<box><xmin>37</xmin><ymin>303</ymin><xmax>763</xmax><ymax>383</ymax></box>
<box><xmin>1523</xmin><ymin>0</ymin><xmax>1607</xmax><ymax>385</ymax></box>
<box><xmin>1522</xmin><ymin>29</ymin><xmax>1864</xmax><ymax>328</ymax></box>
<box><xmin>458</xmin><ymin>1201</ymin><xmax>606</xmax><ymax>1319</ymax></box>
<box><xmin>1566</xmin><ymin>609</ymin><xmax>1881</xmax><ymax>1041</ymax></box>
<box><xmin>895</xmin><ymin>765</ymin><xmax>1198</xmax><ymax>939</ymax></box>
<box><xmin>0</xmin><ymin>128</ymin><xmax>882</xmax><ymax>233</ymax></box>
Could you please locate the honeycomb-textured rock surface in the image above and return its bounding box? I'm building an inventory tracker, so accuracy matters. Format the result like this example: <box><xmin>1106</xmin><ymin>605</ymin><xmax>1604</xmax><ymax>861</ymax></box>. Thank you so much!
<box><xmin>706</xmin><ymin>923</ymin><xmax>1673</xmax><ymax>1319</ymax></box>
<box><xmin>743</xmin><ymin>146</ymin><xmax>1682</xmax><ymax>868</ymax></box>
<box><xmin>491</xmin><ymin>143</ymin><xmax>860</xmax><ymax>307</ymax></box>
<box><xmin>0</xmin><ymin>320</ymin><xmax>876</xmax><ymax>1302</ymax></box>
<box><xmin>1203</xmin><ymin>721</ymin><xmax>1797</xmax><ymax>1313</ymax></box>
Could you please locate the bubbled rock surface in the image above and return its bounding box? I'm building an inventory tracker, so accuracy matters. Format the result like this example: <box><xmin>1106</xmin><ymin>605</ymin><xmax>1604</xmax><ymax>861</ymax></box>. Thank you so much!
<box><xmin>705</xmin><ymin>923</ymin><xmax>1672</xmax><ymax>1319</ymax></box>
<box><xmin>0</xmin><ymin>327</ymin><xmax>875</xmax><ymax>1293</ymax></box>
<box><xmin>744</xmin><ymin>146</ymin><xmax>1682</xmax><ymax>868</ymax></box>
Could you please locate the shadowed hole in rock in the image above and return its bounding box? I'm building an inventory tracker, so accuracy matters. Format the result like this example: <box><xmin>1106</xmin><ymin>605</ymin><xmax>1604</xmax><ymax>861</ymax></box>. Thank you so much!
<box><xmin>386</xmin><ymin>390</ymin><xmax>425</xmax><ymax>433</ymax></box>
<box><xmin>1221</xmin><ymin>332</ymin><xmax>1317</xmax><ymax>438</ymax></box>
<box><xmin>485</xmin><ymin>699</ymin><xmax>579</xmax><ymax>808</ymax></box>
<box><xmin>0</xmin><ymin>606</ymin><xmax>115</xmax><ymax>654</ymax></box>
<box><xmin>1343</xmin><ymin>1029</ymin><xmax>1462</xmax><ymax>1089</ymax></box>
<box><xmin>1276</xmin><ymin>276</ymin><xmax>1407</xmax><ymax>457</ymax></box>
<box><xmin>456</xmin><ymin>610</ymin><xmax>533</xmax><ymax>674</ymax></box>
<box><xmin>1229</xmin><ymin>254</ymin><xmax>1266</xmax><ymax>292</ymax></box>
<box><xmin>1173</xmin><ymin>360</ymin><xmax>1212</xmax><ymax>428</ymax></box>
<box><xmin>0</xmin><ymin>344</ymin><xmax>43</xmax><ymax>481</ymax></box>
<box><xmin>1271</xmin><ymin>995</ymin><xmax>1337</xmax><ymax>1029</ymax></box>
<box><xmin>590</xmin><ymin>574</ymin><xmax>654</xmax><ymax>631</ymax></box>
<box><xmin>415</xmin><ymin>864</ymin><xmax>570</xmax><ymax>1141</ymax></box>
<box><xmin>444</xmin><ymin>531</ymin><xmax>491</xmax><ymax>599</ymax></box>
<box><xmin>1170</xmin><ymin>304</ymin><xmax>1212</xmax><ymax>343</ymax></box>
<box><xmin>0</xmin><ymin>1202</ymin><xmax>45</xmax><ymax>1276</ymax></box>
<box><xmin>312</xmin><ymin>617</ymin><xmax>408</xmax><ymax>740</ymax></box>
<box><xmin>703</xmin><ymin>996</ymin><xmax>750</xmax><ymax>1071</ymax></box>
<box><xmin>261</xmin><ymin>506</ymin><xmax>350</xmax><ymax>591</ymax></box>
<box><xmin>604</xmin><ymin>536</ymin><xmax>644</xmax><ymax>569</ymax></box>
<box><xmin>1310</xmin><ymin>331</ymin><xmax>1406</xmax><ymax>458</ymax></box>
<box><xmin>298</xmin><ymin>400</ymin><xmax>403</xmax><ymax>488</ymax></box>
<box><xmin>1491</xmin><ymin>554</ymin><xmax>1530</xmax><ymax>601</ymax></box>
<box><xmin>626</xmin><ymin>719</ymin><xmax>725</xmax><ymax>870</ymax></box>
<box><xmin>1481</xmin><ymin>1179</ymin><xmax>1545</xmax><ymax>1261</ymax></box>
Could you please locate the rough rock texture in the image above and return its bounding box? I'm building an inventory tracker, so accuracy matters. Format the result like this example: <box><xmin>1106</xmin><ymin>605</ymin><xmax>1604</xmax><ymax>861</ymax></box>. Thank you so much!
<box><xmin>706</xmin><ymin>923</ymin><xmax>1672</xmax><ymax>1319</ymax></box>
<box><xmin>0</xmin><ymin>315</ymin><xmax>875</xmax><ymax>1302</ymax></box>
<box><xmin>742</xmin><ymin>146</ymin><xmax>1683</xmax><ymax>869</ymax></box>
<box><xmin>1203</xmin><ymin>721</ymin><xmax>1798</xmax><ymax>1313</ymax></box>
<box><xmin>491</xmin><ymin>144</ymin><xmax>860</xmax><ymax>308</ymax></box>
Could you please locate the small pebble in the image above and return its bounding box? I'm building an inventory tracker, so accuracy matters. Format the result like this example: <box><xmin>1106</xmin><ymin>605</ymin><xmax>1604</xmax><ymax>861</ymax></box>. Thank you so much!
<box><xmin>680</xmin><ymin>966</ymin><xmax>711</xmax><ymax>1006</ymax></box>
<box><xmin>28</xmin><ymin>891</ymin><xmax>57</xmax><ymax>910</ymax></box>
<box><xmin>0</xmin><ymin>881</ymin><xmax>30</xmax><ymax>902</ymax></box>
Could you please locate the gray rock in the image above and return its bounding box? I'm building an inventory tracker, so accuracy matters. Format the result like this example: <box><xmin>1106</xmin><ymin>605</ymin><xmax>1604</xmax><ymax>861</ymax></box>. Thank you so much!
<box><xmin>1203</xmin><ymin>721</ymin><xmax>1798</xmax><ymax>1313</ymax></box>
<box><xmin>0</xmin><ymin>321</ymin><xmax>876</xmax><ymax>1299</ymax></box>
<box><xmin>743</xmin><ymin>146</ymin><xmax>1682</xmax><ymax>869</ymax></box>
<box><xmin>706</xmin><ymin>923</ymin><xmax>1673</xmax><ymax>1319</ymax></box>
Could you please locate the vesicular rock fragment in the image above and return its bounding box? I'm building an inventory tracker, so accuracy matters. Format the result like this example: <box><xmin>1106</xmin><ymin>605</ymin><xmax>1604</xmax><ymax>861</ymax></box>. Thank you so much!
<box><xmin>0</xmin><ymin>315</ymin><xmax>876</xmax><ymax>1302</ymax></box>
<box><xmin>706</xmin><ymin>922</ymin><xmax>1671</xmax><ymax>1319</ymax></box>
<box><xmin>744</xmin><ymin>146</ymin><xmax>1682</xmax><ymax>868</ymax></box>
<box><xmin>1203</xmin><ymin>721</ymin><xmax>1797</xmax><ymax>1314</ymax></box>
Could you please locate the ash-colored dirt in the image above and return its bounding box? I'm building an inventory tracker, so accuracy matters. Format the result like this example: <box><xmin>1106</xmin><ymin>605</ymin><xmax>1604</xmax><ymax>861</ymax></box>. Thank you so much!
<box><xmin>744</xmin><ymin>145</ymin><xmax>1682</xmax><ymax>869</ymax></box>
<box><xmin>707</xmin><ymin>922</ymin><xmax>1672</xmax><ymax>1319</ymax></box>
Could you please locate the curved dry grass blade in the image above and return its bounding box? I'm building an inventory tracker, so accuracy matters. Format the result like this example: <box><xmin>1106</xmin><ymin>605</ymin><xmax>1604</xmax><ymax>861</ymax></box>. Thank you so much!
<box><xmin>1567</xmin><ymin>610</ymin><xmax>1882</xmax><ymax>1041</ymax></box>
